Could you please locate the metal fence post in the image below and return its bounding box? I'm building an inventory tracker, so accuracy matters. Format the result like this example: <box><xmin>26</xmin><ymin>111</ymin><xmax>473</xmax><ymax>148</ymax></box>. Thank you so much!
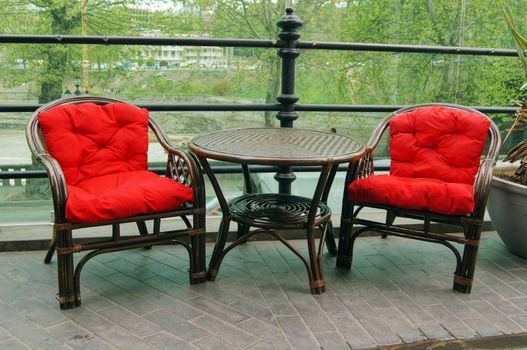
<box><xmin>275</xmin><ymin>7</ymin><xmax>302</xmax><ymax>194</ymax></box>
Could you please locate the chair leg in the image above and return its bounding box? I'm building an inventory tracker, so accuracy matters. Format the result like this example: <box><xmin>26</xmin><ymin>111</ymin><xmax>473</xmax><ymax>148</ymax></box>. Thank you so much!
<box><xmin>190</xmin><ymin>234</ymin><xmax>206</xmax><ymax>284</ymax></box>
<box><xmin>56</xmin><ymin>229</ymin><xmax>77</xmax><ymax>309</ymax></box>
<box><xmin>325</xmin><ymin>221</ymin><xmax>337</xmax><ymax>256</ymax></box>
<box><xmin>336</xmin><ymin>204</ymin><xmax>355</xmax><ymax>269</ymax></box>
<box><xmin>207</xmin><ymin>217</ymin><xmax>231</xmax><ymax>281</ymax></box>
<box><xmin>453</xmin><ymin>226</ymin><xmax>481</xmax><ymax>294</ymax></box>
<box><xmin>136</xmin><ymin>221</ymin><xmax>152</xmax><ymax>250</ymax></box>
<box><xmin>44</xmin><ymin>239</ymin><xmax>57</xmax><ymax>264</ymax></box>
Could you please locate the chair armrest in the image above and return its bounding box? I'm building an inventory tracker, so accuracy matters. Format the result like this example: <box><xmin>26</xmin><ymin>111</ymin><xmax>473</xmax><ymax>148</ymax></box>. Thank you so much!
<box><xmin>471</xmin><ymin>158</ymin><xmax>497</xmax><ymax>220</ymax></box>
<box><xmin>345</xmin><ymin>114</ymin><xmax>390</xmax><ymax>184</ymax></box>
<box><xmin>344</xmin><ymin>149</ymin><xmax>375</xmax><ymax>186</ymax></box>
<box><xmin>34</xmin><ymin>153</ymin><xmax>68</xmax><ymax>223</ymax></box>
<box><xmin>148</xmin><ymin>118</ymin><xmax>205</xmax><ymax>201</ymax></box>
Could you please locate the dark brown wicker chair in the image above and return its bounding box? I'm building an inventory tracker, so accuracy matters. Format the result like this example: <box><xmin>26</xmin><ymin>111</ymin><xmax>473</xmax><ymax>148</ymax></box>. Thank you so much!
<box><xmin>26</xmin><ymin>96</ymin><xmax>206</xmax><ymax>309</ymax></box>
<box><xmin>336</xmin><ymin>103</ymin><xmax>501</xmax><ymax>293</ymax></box>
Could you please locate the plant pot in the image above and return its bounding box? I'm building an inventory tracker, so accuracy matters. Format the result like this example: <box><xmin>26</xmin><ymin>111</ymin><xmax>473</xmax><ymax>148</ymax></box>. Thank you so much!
<box><xmin>487</xmin><ymin>167</ymin><xmax>527</xmax><ymax>258</ymax></box>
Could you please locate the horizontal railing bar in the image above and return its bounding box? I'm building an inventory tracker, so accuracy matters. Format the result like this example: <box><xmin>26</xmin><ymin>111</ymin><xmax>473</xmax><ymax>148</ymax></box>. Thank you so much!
<box><xmin>0</xmin><ymin>103</ymin><xmax>281</xmax><ymax>113</ymax></box>
<box><xmin>0</xmin><ymin>34</ymin><xmax>280</xmax><ymax>48</ymax></box>
<box><xmin>0</xmin><ymin>35</ymin><xmax>518</xmax><ymax>58</ymax></box>
<box><xmin>139</xmin><ymin>104</ymin><xmax>281</xmax><ymax>112</ymax></box>
<box><xmin>0</xmin><ymin>103</ymin><xmax>517</xmax><ymax>114</ymax></box>
<box><xmin>297</xmin><ymin>41</ymin><xmax>518</xmax><ymax>56</ymax></box>
<box><xmin>295</xmin><ymin>104</ymin><xmax>519</xmax><ymax>114</ymax></box>
<box><xmin>0</xmin><ymin>164</ymin><xmax>392</xmax><ymax>179</ymax></box>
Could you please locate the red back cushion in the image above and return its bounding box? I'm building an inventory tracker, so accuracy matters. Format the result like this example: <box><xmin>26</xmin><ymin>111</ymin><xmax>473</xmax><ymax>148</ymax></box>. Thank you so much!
<box><xmin>38</xmin><ymin>102</ymin><xmax>149</xmax><ymax>185</ymax></box>
<box><xmin>389</xmin><ymin>106</ymin><xmax>490</xmax><ymax>185</ymax></box>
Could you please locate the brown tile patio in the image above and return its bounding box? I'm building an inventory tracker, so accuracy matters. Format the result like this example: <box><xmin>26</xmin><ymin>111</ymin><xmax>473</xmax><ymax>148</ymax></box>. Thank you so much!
<box><xmin>1</xmin><ymin>232</ymin><xmax>527</xmax><ymax>349</ymax></box>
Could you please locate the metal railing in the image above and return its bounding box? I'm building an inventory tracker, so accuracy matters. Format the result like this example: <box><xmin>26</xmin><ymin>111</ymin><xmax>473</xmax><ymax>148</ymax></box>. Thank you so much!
<box><xmin>0</xmin><ymin>7</ymin><xmax>519</xmax><ymax>190</ymax></box>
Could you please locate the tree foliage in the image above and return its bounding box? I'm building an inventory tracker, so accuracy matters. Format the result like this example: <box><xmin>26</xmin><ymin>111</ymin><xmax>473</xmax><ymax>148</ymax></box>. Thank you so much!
<box><xmin>0</xmin><ymin>0</ymin><xmax>526</xmax><ymax>111</ymax></box>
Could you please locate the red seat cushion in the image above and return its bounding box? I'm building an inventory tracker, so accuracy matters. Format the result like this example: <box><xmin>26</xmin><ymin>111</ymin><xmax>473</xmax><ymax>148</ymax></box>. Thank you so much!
<box><xmin>347</xmin><ymin>175</ymin><xmax>475</xmax><ymax>215</ymax></box>
<box><xmin>66</xmin><ymin>170</ymin><xmax>193</xmax><ymax>223</ymax></box>
<box><xmin>347</xmin><ymin>106</ymin><xmax>490</xmax><ymax>216</ymax></box>
<box><xmin>38</xmin><ymin>102</ymin><xmax>193</xmax><ymax>223</ymax></box>
<box><xmin>38</xmin><ymin>102</ymin><xmax>149</xmax><ymax>185</ymax></box>
<box><xmin>390</xmin><ymin>106</ymin><xmax>490</xmax><ymax>184</ymax></box>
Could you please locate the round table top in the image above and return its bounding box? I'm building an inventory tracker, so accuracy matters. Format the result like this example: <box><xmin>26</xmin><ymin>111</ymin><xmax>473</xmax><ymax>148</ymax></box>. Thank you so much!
<box><xmin>188</xmin><ymin>128</ymin><xmax>364</xmax><ymax>165</ymax></box>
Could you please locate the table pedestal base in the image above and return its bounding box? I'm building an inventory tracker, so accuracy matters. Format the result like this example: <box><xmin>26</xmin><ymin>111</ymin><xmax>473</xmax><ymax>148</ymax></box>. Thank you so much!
<box><xmin>207</xmin><ymin>193</ymin><xmax>331</xmax><ymax>294</ymax></box>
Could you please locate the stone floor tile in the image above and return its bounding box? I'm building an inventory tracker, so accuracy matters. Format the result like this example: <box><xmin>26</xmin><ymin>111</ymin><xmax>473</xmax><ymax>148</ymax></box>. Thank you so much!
<box><xmin>0</xmin><ymin>339</ymin><xmax>30</xmax><ymax>350</ymax></box>
<box><xmin>465</xmin><ymin>300</ymin><xmax>524</xmax><ymax>334</ymax></box>
<box><xmin>98</xmin><ymin>305</ymin><xmax>161</xmax><ymax>338</ymax></box>
<box><xmin>383</xmin><ymin>290</ymin><xmax>435</xmax><ymax>325</ymax></box>
<box><xmin>375</xmin><ymin>307</ymin><xmax>425</xmax><ymax>343</ymax></box>
<box><xmin>464</xmin><ymin>318</ymin><xmax>503</xmax><ymax>337</ymax></box>
<box><xmin>187</xmin><ymin>295</ymin><xmax>250</xmax><ymax>324</ymax></box>
<box><xmin>276</xmin><ymin>315</ymin><xmax>320</xmax><ymax>350</ymax></box>
<box><xmin>421</xmin><ymin>304</ymin><xmax>477</xmax><ymax>339</ymax></box>
<box><xmin>259</xmin><ymin>284</ymin><xmax>298</xmax><ymax>316</ymax></box>
<box><xmin>3</xmin><ymin>235</ymin><xmax>527</xmax><ymax>349</ymax></box>
<box><xmin>195</xmin><ymin>335</ymin><xmax>242</xmax><ymax>350</ymax></box>
<box><xmin>147</xmin><ymin>291</ymin><xmax>202</xmax><ymax>320</ymax></box>
<box><xmin>229</xmin><ymin>298</ymin><xmax>276</xmax><ymax>326</ymax></box>
<box><xmin>142</xmin><ymin>276</ymin><xmax>200</xmax><ymax>301</ymax></box>
<box><xmin>340</xmin><ymin>296</ymin><xmax>401</xmax><ymax>346</ymax></box>
<box><xmin>143</xmin><ymin>310</ymin><xmax>209</xmax><ymax>343</ymax></box>
<box><xmin>48</xmin><ymin>320</ymin><xmax>114</xmax><ymax>350</ymax></box>
<box><xmin>189</xmin><ymin>314</ymin><xmax>260</xmax><ymax>348</ymax></box>
<box><xmin>144</xmin><ymin>331</ymin><xmax>198</xmax><ymax>350</ymax></box>
<box><xmin>417</xmin><ymin>321</ymin><xmax>455</xmax><ymax>341</ymax></box>
<box><xmin>237</xmin><ymin>317</ymin><xmax>288</xmax><ymax>347</ymax></box>
<box><xmin>324</xmin><ymin>310</ymin><xmax>377</xmax><ymax>349</ymax></box>
<box><xmin>0</xmin><ymin>326</ymin><xmax>10</xmax><ymax>344</ymax></box>
<box><xmin>0</xmin><ymin>314</ymin><xmax>67</xmax><ymax>350</ymax></box>
<box><xmin>13</xmin><ymin>298</ymin><xmax>68</xmax><ymax>328</ymax></box>
<box><xmin>313</xmin><ymin>331</ymin><xmax>350</xmax><ymax>350</ymax></box>
<box><xmin>64</xmin><ymin>307</ymin><xmax>114</xmax><ymax>332</ymax></box>
<box><xmin>95</xmin><ymin>324</ymin><xmax>157</xmax><ymax>350</ymax></box>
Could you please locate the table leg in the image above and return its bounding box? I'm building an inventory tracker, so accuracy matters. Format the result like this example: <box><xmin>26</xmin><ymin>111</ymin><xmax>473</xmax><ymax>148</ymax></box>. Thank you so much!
<box><xmin>236</xmin><ymin>223</ymin><xmax>250</xmax><ymax>243</ymax></box>
<box><xmin>321</xmin><ymin>164</ymin><xmax>339</xmax><ymax>256</ymax></box>
<box><xmin>307</xmin><ymin>225</ymin><xmax>325</xmax><ymax>294</ymax></box>
<box><xmin>207</xmin><ymin>217</ymin><xmax>231</xmax><ymax>280</ymax></box>
<box><xmin>236</xmin><ymin>164</ymin><xmax>253</xmax><ymax>243</ymax></box>
<box><xmin>196</xmin><ymin>156</ymin><xmax>233</xmax><ymax>281</ymax></box>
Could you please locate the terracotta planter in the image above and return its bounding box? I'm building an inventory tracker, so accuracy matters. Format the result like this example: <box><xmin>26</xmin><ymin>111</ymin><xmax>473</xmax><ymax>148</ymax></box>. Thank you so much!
<box><xmin>487</xmin><ymin>169</ymin><xmax>527</xmax><ymax>258</ymax></box>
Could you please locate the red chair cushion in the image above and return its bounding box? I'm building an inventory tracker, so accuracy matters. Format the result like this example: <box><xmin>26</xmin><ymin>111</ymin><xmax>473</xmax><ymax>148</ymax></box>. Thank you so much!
<box><xmin>347</xmin><ymin>174</ymin><xmax>474</xmax><ymax>215</ymax></box>
<box><xmin>390</xmin><ymin>106</ymin><xmax>490</xmax><ymax>185</ymax></box>
<box><xmin>66</xmin><ymin>170</ymin><xmax>194</xmax><ymax>223</ymax></box>
<box><xmin>38</xmin><ymin>102</ymin><xmax>149</xmax><ymax>186</ymax></box>
<box><xmin>39</xmin><ymin>102</ymin><xmax>193</xmax><ymax>223</ymax></box>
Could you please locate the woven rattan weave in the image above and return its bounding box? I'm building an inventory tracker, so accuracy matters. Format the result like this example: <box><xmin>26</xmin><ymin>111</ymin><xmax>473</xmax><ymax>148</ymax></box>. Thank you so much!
<box><xmin>229</xmin><ymin>193</ymin><xmax>331</xmax><ymax>228</ymax></box>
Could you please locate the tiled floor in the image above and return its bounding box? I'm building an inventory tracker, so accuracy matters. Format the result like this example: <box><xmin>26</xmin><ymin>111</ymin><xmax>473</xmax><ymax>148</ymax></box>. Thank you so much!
<box><xmin>1</xmin><ymin>233</ymin><xmax>527</xmax><ymax>349</ymax></box>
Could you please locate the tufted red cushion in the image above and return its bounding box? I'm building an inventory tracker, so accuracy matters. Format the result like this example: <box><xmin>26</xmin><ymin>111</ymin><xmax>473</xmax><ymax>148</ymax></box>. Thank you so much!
<box><xmin>65</xmin><ymin>170</ymin><xmax>193</xmax><ymax>223</ymax></box>
<box><xmin>347</xmin><ymin>106</ymin><xmax>490</xmax><ymax>215</ymax></box>
<box><xmin>389</xmin><ymin>106</ymin><xmax>490</xmax><ymax>184</ymax></box>
<box><xmin>347</xmin><ymin>175</ymin><xmax>475</xmax><ymax>215</ymax></box>
<box><xmin>39</xmin><ymin>102</ymin><xmax>149</xmax><ymax>185</ymax></box>
<box><xmin>38</xmin><ymin>102</ymin><xmax>193</xmax><ymax>223</ymax></box>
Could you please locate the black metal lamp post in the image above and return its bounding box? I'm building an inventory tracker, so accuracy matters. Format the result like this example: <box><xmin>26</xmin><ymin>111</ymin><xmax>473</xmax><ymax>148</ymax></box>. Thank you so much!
<box><xmin>74</xmin><ymin>77</ymin><xmax>81</xmax><ymax>96</ymax></box>
<box><xmin>275</xmin><ymin>8</ymin><xmax>302</xmax><ymax>194</ymax></box>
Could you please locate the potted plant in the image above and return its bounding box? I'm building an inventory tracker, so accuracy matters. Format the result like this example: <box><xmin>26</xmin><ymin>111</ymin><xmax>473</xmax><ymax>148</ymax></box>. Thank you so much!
<box><xmin>486</xmin><ymin>2</ymin><xmax>527</xmax><ymax>258</ymax></box>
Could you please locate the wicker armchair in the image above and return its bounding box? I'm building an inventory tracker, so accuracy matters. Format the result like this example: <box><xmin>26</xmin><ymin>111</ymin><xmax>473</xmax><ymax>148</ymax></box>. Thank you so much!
<box><xmin>336</xmin><ymin>103</ymin><xmax>501</xmax><ymax>293</ymax></box>
<box><xmin>26</xmin><ymin>96</ymin><xmax>206</xmax><ymax>309</ymax></box>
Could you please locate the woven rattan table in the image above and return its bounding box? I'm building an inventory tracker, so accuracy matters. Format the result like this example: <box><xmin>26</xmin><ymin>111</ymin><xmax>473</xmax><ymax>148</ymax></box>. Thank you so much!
<box><xmin>189</xmin><ymin>128</ymin><xmax>364</xmax><ymax>293</ymax></box>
